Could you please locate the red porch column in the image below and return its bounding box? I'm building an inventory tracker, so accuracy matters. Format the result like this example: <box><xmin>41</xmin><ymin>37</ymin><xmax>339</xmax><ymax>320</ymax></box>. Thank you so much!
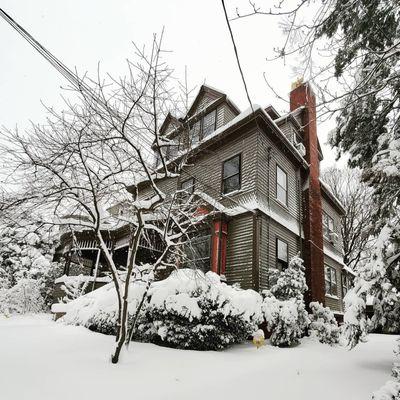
<box><xmin>211</xmin><ymin>218</ymin><xmax>228</xmax><ymax>275</ymax></box>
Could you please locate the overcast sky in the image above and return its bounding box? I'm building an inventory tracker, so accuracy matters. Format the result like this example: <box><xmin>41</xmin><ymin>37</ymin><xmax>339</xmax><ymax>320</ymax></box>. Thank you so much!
<box><xmin>0</xmin><ymin>0</ymin><xmax>341</xmax><ymax>168</ymax></box>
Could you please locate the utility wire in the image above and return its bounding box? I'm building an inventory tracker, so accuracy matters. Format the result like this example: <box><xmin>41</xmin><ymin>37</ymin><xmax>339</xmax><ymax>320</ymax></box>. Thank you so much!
<box><xmin>221</xmin><ymin>0</ymin><xmax>254</xmax><ymax>113</ymax></box>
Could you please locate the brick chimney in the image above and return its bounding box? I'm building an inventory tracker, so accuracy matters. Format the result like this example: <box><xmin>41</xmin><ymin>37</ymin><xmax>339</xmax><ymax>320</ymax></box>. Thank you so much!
<box><xmin>290</xmin><ymin>81</ymin><xmax>325</xmax><ymax>306</ymax></box>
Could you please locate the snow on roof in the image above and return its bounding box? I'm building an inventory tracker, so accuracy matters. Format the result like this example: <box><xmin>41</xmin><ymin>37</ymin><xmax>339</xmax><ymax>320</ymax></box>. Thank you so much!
<box><xmin>323</xmin><ymin>246</ymin><xmax>345</xmax><ymax>266</ymax></box>
<box><xmin>319</xmin><ymin>178</ymin><xmax>346</xmax><ymax>213</ymax></box>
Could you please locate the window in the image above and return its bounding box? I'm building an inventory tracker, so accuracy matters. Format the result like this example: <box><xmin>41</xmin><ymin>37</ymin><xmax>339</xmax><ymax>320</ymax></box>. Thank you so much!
<box><xmin>222</xmin><ymin>154</ymin><xmax>241</xmax><ymax>194</ymax></box>
<box><xmin>202</xmin><ymin>110</ymin><xmax>217</xmax><ymax>138</ymax></box>
<box><xmin>188</xmin><ymin>109</ymin><xmax>217</xmax><ymax>145</ymax></box>
<box><xmin>276</xmin><ymin>165</ymin><xmax>288</xmax><ymax>205</ymax></box>
<box><xmin>180</xmin><ymin>178</ymin><xmax>195</xmax><ymax>200</ymax></box>
<box><xmin>325</xmin><ymin>265</ymin><xmax>338</xmax><ymax>296</ymax></box>
<box><xmin>342</xmin><ymin>273</ymin><xmax>351</xmax><ymax>297</ymax></box>
<box><xmin>184</xmin><ymin>231</ymin><xmax>211</xmax><ymax>272</ymax></box>
<box><xmin>323</xmin><ymin>212</ymin><xmax>334</xmax><ymax>238</ymax></box>
<box><xmin>189</xmin><ymin>121</ymin><xmax>201</xmax><ymax>145</ymax></box>
<box><xmin>276</xmin><ymin>238</ymin><xmax>288</xmax><ymax>270</ymax></box>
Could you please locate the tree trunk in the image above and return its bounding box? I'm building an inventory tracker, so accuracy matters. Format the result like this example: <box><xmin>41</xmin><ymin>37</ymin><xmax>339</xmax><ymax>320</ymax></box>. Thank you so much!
<box><xmin>111</xmin><ymin>296</ymin><xmax>129</xmax><ymax>364</ymax></box>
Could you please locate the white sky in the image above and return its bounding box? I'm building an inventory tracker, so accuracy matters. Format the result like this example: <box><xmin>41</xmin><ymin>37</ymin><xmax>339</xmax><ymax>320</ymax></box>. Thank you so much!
<box><xmin>0</xmin><ymin>0</ymin><xmax>341</xmax><ymax>168</ymax></box>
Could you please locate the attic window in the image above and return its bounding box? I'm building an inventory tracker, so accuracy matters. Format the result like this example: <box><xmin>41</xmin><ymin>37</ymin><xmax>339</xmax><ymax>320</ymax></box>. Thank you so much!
<box><xmin>190</xmin><ymin>121</ymin><xmax>201</xmax><ymax>145</ymax></box>
<box><xmin>202</xmin><ymin>110</ymin><xmax>216</xmax><ymax>138</ymax></box>
<box><xmin>189</xmin><ymin>109</ymin><xmax>217</xmax><ymax>145</ymax></box>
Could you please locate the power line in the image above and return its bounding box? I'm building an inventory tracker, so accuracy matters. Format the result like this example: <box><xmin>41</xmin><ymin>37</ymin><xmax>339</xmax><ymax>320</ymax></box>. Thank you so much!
<box><xmin>221</xmin><ymin>0</ymin><xmax>254</xmax><ymax>113</ymax></box>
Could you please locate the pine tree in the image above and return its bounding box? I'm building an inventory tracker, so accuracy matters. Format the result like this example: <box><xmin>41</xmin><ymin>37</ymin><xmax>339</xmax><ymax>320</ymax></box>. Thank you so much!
<box><xmin>263</xmin><ymin>255</ymin><xmax>310</xmax><ymax>347</ymax></box>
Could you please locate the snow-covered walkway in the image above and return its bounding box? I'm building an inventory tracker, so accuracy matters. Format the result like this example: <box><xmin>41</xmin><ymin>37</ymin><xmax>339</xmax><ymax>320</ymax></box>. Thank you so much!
<box><xmin>0</xmin><ymin>314</ymin><xmax>397</xmax><ymax>400</ymax></box>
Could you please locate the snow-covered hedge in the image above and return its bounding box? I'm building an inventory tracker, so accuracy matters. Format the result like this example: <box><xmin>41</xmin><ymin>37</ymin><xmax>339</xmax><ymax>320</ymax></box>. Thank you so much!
<box><xmin>61</xmin><ymin>269</ymin><xmax>263</xmax><ymax>350</ymax></box>
<box><xmin>308</xmin><ymin>302</ymin><xmax>340</xmax><ymax>345</ymax></box>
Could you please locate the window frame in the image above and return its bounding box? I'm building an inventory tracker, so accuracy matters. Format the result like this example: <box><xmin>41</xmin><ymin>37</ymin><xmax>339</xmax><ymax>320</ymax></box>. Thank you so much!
<box><xmin>323</xmin><ymin>211</ymin><xmax>335</xmax><ymax>239</ymax></box>
<box><xmin>221</xmin><ymin>153</ymin><xmax>242</xmax><ymax>195</ymax></box>
<box><xmin>342</xmin><ymin>272</ymin><xmax>350</xmax><ymax>297</ymax></box>
<box><xmin>276</xmin><ymin>164</ymin><xmax>288</xmax><ymax>206</ymax></box>
<box><xmin>180</xmin><ymin>177</ymin><xmax>195</xmax><ymax>199</ymax></box>
<box><xmin>325</xmin><ymin>265</ymin><xmax>338</xmax><ymax>296</ymax></box>
<box><xmin>201</xmin><ymin>109</ymin><xmax>217</xmax><ymax>138</ymax></box>
<box><xmin>276</xmin><ymin>237</ymin><xmax>289</xmax><ymax>270</ymax></box>
<box><xmin>183</xmin><ymin>229</ymin><xmax>212</xmax><ymax>272</ymax></box>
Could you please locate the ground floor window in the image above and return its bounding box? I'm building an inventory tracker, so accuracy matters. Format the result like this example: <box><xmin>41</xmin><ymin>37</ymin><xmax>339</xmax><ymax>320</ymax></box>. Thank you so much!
<box><xmin>325</xmin><ymin>265</ymin><xmax>338</xmax><ymax>296</ymax></box>
<box><xmin>342</xmin><ymin>272</ymin><xmax>351</xmax><ymax>297</ymax></box>
<box><xmin>276</xmin><ymin>238</ymin><xmax>288</xmax><ymax>269</ymax></box>
<box><xmin>183</xmin><ymin>231</ymin><xmax>211</xmax><ymax>272</ymax></box>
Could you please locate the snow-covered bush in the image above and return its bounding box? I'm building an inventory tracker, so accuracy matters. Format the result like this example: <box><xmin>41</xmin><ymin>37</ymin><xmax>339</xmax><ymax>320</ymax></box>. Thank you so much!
<box><xmin>263</xmin><ymin>295</ymin><xmax>308</xmax><ymax>347</ymax></box>
<box><xmin>60</xmin><ymin>275</ymin><xmax>91</xmax><ymax>302</ymax></box>
<box><xmin>262</xmin><ymin>255</ymin><xmax>310</xmax><ymax>347</ymax></box>
<box><xmin>61</xmin><ymin>269</ymin><xmax>263</xmax><ymax>350</ymax></box>
<box><xmin>373</xmin><ymin>339</ymin><xmax>400</xmax><ymax>399</ymax></box>
<box><xmin>0</xmin><ymin>223</ymin><xmax>62</xmax><ymax>313</ymax></box>
<box><xmin>308</xmin><ymin>302</ymin><xmax>340</xmax><ymax>345</ymax></box>
<box><xmin>0</xmin><ymin>278</ymin><xmax>45</xmax><ymax>315</ymax></box>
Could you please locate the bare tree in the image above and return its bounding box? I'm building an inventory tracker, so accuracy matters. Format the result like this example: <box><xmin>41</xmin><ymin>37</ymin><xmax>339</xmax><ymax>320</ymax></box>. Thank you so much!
<box><xmin>321</xmin><ymin>167</ymin><xmax>374</xmax><ymax>271</ymax></box>
<box><xmin>0</xmin><ymin>35</ymin><xmax>206</xmax><ymax>364</ymax></box>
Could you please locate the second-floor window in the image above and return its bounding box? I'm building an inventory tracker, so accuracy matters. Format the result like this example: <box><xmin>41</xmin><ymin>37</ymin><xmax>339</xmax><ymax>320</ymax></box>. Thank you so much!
<box><xmin>276</xmin><ymin>165</ymin><xmax>288</xmax><ymax>205</ymax></box>
<box><xmin>180</xmin><ymin>178</ymin><xmax>195</xmax><ymax>200</ymax></box>
<box><xmin>276</xmin><ymin>238</ymin><xmax>288</xmax><ymax>269</ymax></box>
<box><xmin>325</xmin><ymin>265</ymin><xmax>338</xmax><ymax>296</ymax></box>
<box><xmin>323</xmin><ymin>211</ymin><xmax>334</xmax><ymax>238</ymax></box>
<box><xmin>222</xmin><ymin>154</ymin><xmax>241</xmax><ymax>194</ymax></box>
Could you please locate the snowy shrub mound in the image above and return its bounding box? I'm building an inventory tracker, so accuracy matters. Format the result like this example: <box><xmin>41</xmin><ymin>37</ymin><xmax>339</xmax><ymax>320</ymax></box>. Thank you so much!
<box><xmin>309</xmin><ymin>302</ymin><xmax>340</xmax><ymax>345</ymax></box>
<box><xmin>0</xmin><ymin>278</ymin><xmax>45</xmax><ymax>315</ymax></box>
<box><xmin>262</xmin><ymin>255</ymin><xmax>310</xmax><ymax>347</ymax></box>
<box><xmin>61</xmin><ymin>269</ymin><xmax>263</xmax><ymax>350</ymax></box>
<box><xmin>135</xmin><ymin>270</ymin><xmax>262</xmax><ymax>350</ymax></box>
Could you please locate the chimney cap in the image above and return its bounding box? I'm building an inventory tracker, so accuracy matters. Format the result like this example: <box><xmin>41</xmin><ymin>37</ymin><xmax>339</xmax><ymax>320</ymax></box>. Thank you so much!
<box><xmin>291</xmin><ymin>77</ymin><xmax>304</xmax><ymax>90</ymax></box>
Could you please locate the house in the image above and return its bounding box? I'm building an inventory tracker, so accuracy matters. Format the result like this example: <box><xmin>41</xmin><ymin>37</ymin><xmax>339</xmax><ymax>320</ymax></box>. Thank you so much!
<box><xmin>54</xmin><ymin>80</ymin><xmax>350</xmax><ymax>319</ymax></box>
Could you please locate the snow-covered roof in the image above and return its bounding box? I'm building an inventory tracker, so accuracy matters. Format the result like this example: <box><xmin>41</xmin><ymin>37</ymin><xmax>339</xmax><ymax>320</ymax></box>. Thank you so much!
<box><xmin>319</xmin><ymin>178</ymin><xmax>346</xmax><ymax>214</ymax></box>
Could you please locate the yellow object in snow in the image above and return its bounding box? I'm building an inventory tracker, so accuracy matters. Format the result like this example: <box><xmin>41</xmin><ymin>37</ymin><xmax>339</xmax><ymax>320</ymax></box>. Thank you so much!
<box><xmin>252</xmin><ymin>336</ymin><xmax>265</xmax><ymax>349</ymax></box>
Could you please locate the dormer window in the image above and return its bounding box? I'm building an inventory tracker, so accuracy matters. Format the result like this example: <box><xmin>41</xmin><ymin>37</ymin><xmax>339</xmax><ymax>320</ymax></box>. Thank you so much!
<box><xmin>189</xmin><ymin>109</ymin><xmax>217</xmax><ymax>145</ymax></box>
<box><xmin>190</xmin><ymin>121</ymin><xmax>201</xmax><ymax>145</ymax></box>
<box><xmin>202</xmin><ymin>110</ymin><xmax>216</xmax><ymax>138</ymax></box>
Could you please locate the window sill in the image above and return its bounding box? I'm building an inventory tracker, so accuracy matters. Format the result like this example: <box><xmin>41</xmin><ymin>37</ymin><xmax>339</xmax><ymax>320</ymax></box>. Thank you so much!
<box><xmin>220</xmin><ymin>189</ymin><xmax>243</xmax><ymax>198</ymax></box>
<box><xmin>275</xmin><ymin>198</ymin><xmax>289</xmax><ymax>211</ymax></box>
<box><xmin>325</xmin><ymin>294</ymin><xmax>340</xmax><ymax>300</ymax></box>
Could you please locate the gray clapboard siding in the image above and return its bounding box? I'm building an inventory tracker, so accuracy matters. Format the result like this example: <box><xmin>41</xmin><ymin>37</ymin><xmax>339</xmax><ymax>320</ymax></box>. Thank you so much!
<box><xmin>225</xmin><ymin>213</ymin><xmax>254</xmax><ymax>289</ymax></box>
<box><xmin>256</xmin><ymin>129</ymin><xmax>301</xmax><ymax>222</ymax></box>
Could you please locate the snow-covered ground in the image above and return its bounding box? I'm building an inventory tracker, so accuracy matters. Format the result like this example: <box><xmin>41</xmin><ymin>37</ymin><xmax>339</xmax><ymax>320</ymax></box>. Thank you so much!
<box><xmin>0</xmin><ymin>314</ymin><xmax>397</xmax><ymax>400</ymax></box>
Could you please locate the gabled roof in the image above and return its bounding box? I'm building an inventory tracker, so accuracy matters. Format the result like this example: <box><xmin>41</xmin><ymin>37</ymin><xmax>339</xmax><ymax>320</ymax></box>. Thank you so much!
<box><xmin>159</xmin><ymin>112</ymin><xmax>182</xmax><ymax>135</ymax></box>
<box><xmin>186</xmin><ymin>84</ymin><xmax>241</xmax><ymax>119</ymax></box>
<box><xmin>264</xmin><ymin>105</ymin><xmax>281</xmax><ymax>120</ymax></box>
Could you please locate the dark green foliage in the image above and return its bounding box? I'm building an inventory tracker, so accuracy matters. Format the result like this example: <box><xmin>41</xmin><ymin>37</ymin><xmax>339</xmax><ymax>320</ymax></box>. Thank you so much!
<box><xmin>134</xmin><ymin>297</ymin><xmax>255</xmax><ymax>351</ymax></box>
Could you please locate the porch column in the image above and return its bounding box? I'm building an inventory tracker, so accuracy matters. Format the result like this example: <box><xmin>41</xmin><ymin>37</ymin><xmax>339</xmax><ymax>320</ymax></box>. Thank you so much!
<box><xmin>211</xmin><ymin>218</ymin><xmax>228</xmax><ymax>276</ymax></box>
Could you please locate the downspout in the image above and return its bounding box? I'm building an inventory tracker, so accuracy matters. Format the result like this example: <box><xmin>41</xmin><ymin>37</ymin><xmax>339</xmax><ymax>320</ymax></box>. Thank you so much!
<box><xmin>266</xmin><ymin>146</ymin><xmax>272</xmax><ymax>288</ymax></box>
